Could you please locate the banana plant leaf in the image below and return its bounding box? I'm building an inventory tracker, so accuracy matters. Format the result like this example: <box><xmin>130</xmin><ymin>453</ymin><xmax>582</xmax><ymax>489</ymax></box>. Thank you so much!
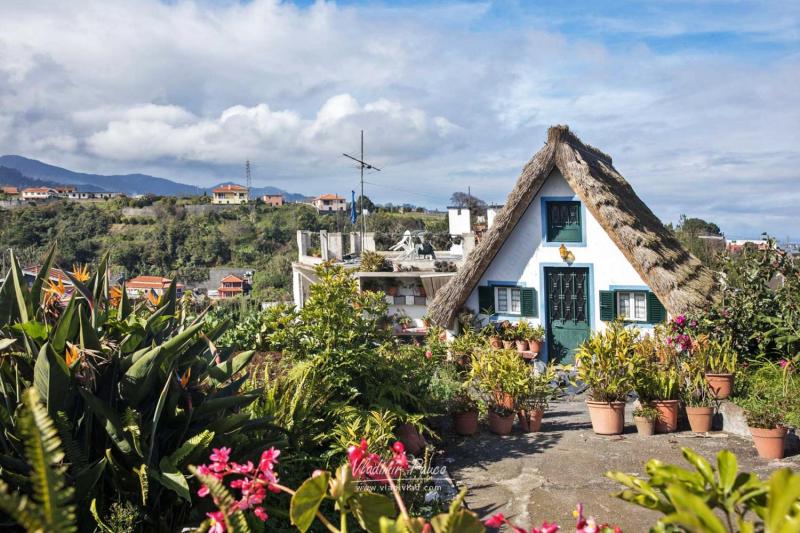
<box><xmin>29</xmin><ymin>242</ymin><xmax>57</xmax><ymax>311</ymax></box>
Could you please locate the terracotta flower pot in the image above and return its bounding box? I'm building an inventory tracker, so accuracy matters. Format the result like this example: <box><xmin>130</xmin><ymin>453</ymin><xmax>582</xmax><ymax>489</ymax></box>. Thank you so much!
<box><xmin>488</xmin><ymin>411</ymin><xmax>515</xmax><ymax>435</ymax></box>
<box><xmin>528</xmin><ymin>340</ymin><xmax>543</xmax><ymax>354</ymax></box>
<box><xmin>386</xmin><ymin>286</ymin><xmax>399</xmax><ymax>296</ymax></box>
<box><xmin>452</xmin><ymin>411</ymin><xmax>479</xmax><ymax>436</ymax></box>
<box><xmin>634</xmin><ymin>416</ymin><xmax>655</xmax><ymax>436</ymax></box>
<box><xmin>705</xmin><ymin>373</ymin><xmax>734</xmax><ymax>400</ymax></box>
<box><xmin>750</xmin><ymin>426</ymin><xmax>787</xmax><ymax>460</ymax></box>
<box><xmin>515</xmin><ymin>339</ymin><xmax>530</xmax><ymax>352</ymax></box>
<box><xmin>395</xmin><ymin>423</ymin><xmax>426</xmax><ymax>455</ymax></box>
<box><xmin>586</xmin><ymin>401</ymin><xmax>625</xmax><ymax>435</ymax></box>
<box><xmin>652</xmin><ymin>400</ymin><xmax>679</xmax><ymax>433</ymax></box>
<box><xmin>502</xmin><ymin>340</ymin><xmax>515</xmax><ymax>350</ymax></box>
<box><xmin>686</xmin><ymin>406</ymin><xmax>714</xmax><ymax>433</ymax></box>
<box><xmin>489</xmin><ymin>336</ymin><xmax>503</xmax><ymax>349</ymax></box>
<box><xmin>492</xmin><ymin>391</ymin><xmax>515</xmax><ymax>410</ymax></box>
<box><xmin>518</xmin><ymin>408</ymin><xmax>544</xmax><ymax>433</ymax></box>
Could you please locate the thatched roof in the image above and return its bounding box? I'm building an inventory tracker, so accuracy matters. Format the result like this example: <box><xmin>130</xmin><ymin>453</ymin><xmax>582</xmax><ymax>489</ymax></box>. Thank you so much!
<box><xmin>429</xmin><ymin>125</ymin><xmax>718</xmax><ymax>327</ymax></box>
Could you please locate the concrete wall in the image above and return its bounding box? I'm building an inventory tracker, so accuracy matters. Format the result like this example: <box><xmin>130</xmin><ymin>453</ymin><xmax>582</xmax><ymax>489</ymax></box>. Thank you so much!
<box><xmin>448</xmin><ymin>207</ymin><xmax>471</xmax><ymax>235</ymax></box>
<box><xmin>464</xmin><ymin>168</ymin><xmax>649</xmax><ymax>335</ymax></box>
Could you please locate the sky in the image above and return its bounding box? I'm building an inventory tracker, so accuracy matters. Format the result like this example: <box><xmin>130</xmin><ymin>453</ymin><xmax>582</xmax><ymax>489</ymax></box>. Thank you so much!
<box><xmin>0</xmin><ymin>0</ymin><xmax>798</xmax><ymax>239</ymax></box>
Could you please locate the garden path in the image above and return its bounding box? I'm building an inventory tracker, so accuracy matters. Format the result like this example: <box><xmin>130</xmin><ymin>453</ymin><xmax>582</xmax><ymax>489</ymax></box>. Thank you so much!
<box><xmin>444</xmin><ymin>397</ymin><xmax>799</xmax><ymax>531</ymax></box>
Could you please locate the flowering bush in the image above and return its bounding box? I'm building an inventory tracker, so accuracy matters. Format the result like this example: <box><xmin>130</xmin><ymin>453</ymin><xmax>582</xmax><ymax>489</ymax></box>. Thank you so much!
<box><xmin>485</xmin><ymin>504</ymin><xmax>621</xmax><ymax>533</ymax></box>
<box><xmin>666</xmin><ymin>314</ymin><xmax>697</xmax><ymax>353</ymax></box>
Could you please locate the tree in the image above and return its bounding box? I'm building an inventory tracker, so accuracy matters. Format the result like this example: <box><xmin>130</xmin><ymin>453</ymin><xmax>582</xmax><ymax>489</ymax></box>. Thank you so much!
<box><xmin>450</xmin><ymin>191</ymin><xmax>487</xmax><ymax>214</ymax></box>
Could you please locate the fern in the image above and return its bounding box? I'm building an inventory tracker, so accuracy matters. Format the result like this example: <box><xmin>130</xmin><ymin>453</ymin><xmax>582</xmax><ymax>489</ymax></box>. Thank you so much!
<box><xmin>53</xmin><ymin>411</ymin><xmax>86</xmax><ymax>471</ymax></box>
<box><xmin>0</xmin><ymin>388</ymin><xmax>76</xmax><ymax>532</ymax></box>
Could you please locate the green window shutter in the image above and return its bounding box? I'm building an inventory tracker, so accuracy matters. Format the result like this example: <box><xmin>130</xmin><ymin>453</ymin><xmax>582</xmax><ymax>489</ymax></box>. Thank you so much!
<box><xmin>520</xmin><ymin>288</ymin><xmax>537</xmax><ymax>317</ymax></box>
<box><xmin>478</xmin><ymin>286</ymin><xmax>494</xmax><ymax>314</ymax></box>
<box><xmin>646</xmin><ymin>292</ymin><xmax>667</xmax><ymax>324</ymax></box>
<box><xmin>599</xmin><ymin>290</ymin><xmax>616</xmax><ymax>321</ymax></box>
<box><xmin>547</xmin><ymin>201</ymin><xmax>582</xmax><ymax>242</ymax></box>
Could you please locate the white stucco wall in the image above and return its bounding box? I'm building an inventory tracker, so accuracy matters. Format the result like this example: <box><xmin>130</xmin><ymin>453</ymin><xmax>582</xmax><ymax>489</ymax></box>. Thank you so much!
<box><xmin>464</xmin><ymin>168</ymin><xmax>649</xmax><ymax>333</ymax></box>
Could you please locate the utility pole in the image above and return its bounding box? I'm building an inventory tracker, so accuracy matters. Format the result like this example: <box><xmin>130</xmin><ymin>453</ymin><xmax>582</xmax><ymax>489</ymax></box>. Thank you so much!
<box><xmin>245</xmin><ymin>159</ymin><xmax>254</xmax><ymax>220</ymax></box>
<box><xmin>343</xmin><ymin>130</ymin><xmax>381</xmax><ymax>252</ymax></box>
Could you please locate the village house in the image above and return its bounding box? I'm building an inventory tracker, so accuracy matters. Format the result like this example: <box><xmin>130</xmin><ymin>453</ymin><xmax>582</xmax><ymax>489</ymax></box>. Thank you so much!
<box><xmin>214</xmin><ymin>274</ymin><xmax>249</xmax><ymax>299</ymax></box>
<box><xmin>1</xmin><ymin>186</ymin><xmax>19</xmax><ymax>196</ymax></box>
<box><xmin>65</xmin><ymin>191</ymin><xmax>95</xmax><ymax>200</ymax></box>
<box><xmin>292</xmin><ymin>228</ymin><xmax>465</xmax><ymax>337</ymax></box>
<box><xmin>125</xmin><ymin>275</ymin><xmax>184</xmax><ymax>300</ymax></box>
<box><xmin>21</xmin><ymin>187</ymin><xmax>57</xmax><ymax>200</ymax></box>
<box><xmin>428</xmin><ymin>125</ymin><xmax>716</xmax><ymax>363</ymax></box>
<box><xmin>212</xmin><ymin>184</ymin><xmax>249</xmax><ymax>205</ymax></box>
<box><xmin>261</xmin><ymin>194</ymin><xmax>284</xmax><ymax>207</ymax></box>
<box><xmin>55</xmin><ymin>186</ymin><xmax>76</xmax><ymax>194</ymax></box>
<box><xmin>312</xmin><ymin>194</ymin><xmax>346</xmax><ymax>212</ymax></box>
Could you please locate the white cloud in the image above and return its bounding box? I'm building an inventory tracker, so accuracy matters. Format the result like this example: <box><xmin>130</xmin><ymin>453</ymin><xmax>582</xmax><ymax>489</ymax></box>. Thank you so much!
<box><xmin>0</xmin><ymin>0</ymin><xmax>797</xmax><ymax>238</ymax></box>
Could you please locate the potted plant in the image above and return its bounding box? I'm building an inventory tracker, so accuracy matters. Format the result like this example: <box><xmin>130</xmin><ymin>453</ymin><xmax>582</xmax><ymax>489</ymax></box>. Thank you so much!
<box><xmin>632</xmin><ymin>405</ymin><xmax>659</xmax><ymax>436</ymax></box>
<box><xmin>650</xmin><ymin>366</ymin><xmax>680</xmax><ymax>433</ymax></box>
<box><xmin>516</xmin><ymin>364</ymin><xmax>562</xmax><ymax>432</ymax></box>
<box><xmin>633</xmin><ymin>331</ymin><xmax>680</xmax><ymax>433</ymax></box>
<box><xmin>742</xmin><ymin>397</ymin><xmax>787</xmax><ymax>460</ymax></box>
<box><xmin>450</xmin><ymin>328</ymin><xmax>484</xmax><ymax>367</ymax></box>
<box><xmin>528</xmin><ymin>324</ymin><xmax>546</xmax><ymax>355</ymax></box>
<box><xmin>499</xmin><ymin>321</ymin><xmax>515</xmax><ymax>350</ymax></box>
<box><xmin>470</xmin><ymin>348</ymin><xmax>531</xmax><ymax>435</ymax></box>
<box><xmin>705</xmin><ymin>336</ymin><xmax>737</xmax><ymax>400</ymax></box>
<box><xmin>481</xmin><ymin>323</ymin><xmax>503</xmax><ymax>349</ymax></box>
<box><xmin>514</xmin><ymin>321</ymin><xmax>533</xmax><ymax>352</ymax></box>
<box><xmin>451</xmin><ymin>390</ymin><xmax>481</xmax><ymax>436</ymax></box>
<box><xmin>681</xmin><ymin>352</ymin><xmax>716</xmax><ymax>433</ymax></box>
<box><xmin>575</xmin><ymin>321</ymin><xmax>637</xmax><ymax>435</ymax></box>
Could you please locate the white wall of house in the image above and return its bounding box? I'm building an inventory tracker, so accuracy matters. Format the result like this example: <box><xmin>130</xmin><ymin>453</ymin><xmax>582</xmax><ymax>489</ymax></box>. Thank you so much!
<box><xmin>464</xmin><ymin>169</ymin><xmax>650</xmax><ymax>334</ymax></box>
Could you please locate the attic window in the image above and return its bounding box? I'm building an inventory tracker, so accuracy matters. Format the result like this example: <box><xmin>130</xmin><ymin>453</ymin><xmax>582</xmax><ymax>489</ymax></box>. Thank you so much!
<box><xmin>546</xmin><ymin>201</ymin><xmax>582</xmax><ymax>243</ymax></box>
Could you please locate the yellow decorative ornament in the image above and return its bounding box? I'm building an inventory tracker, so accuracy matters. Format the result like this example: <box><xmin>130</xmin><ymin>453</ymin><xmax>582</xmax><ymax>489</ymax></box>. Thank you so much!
<box><xmin>559</xmin><ymin>244</ymin><xmax>575</xmax><ymax>264</ymax></box>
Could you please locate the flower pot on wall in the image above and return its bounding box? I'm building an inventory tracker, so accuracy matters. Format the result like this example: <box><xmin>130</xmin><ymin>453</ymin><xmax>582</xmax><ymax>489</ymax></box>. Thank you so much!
<box><xmin>750</xmin><ymin>426</ymin><xmax>787</xmax><ymax>460</ymax></box>
<box><xmin>518</xmin><ymin>409</ymin><xmax>544</xmax><ymax>433</ymax></box>
<box><xmin>386</xmin><ymin>286</ymin><xmax>399</xmax><ymax>296</ymax></box>
<box><xmin>705</xmin><ymin>373</ymin><xmax>734</xmax><ymax>400</ymax></box>
<box><xmin>686</xmin><ymin>406</ymin><xmax>714</xmax><ymax>433</ymax></box>
<box><xmin>488</xmin><ymin>411</ymin><xmax>515</xmax><ymax>435</ymax></box>
<box><xmin>633</xmin><ymin>416</ymin><xmax>655</xmax><ymax>437</ymax></box>
<box><xmin>489</xmin><ymin>336</ymin><xmax>503</xmax><ymax>349</ymax></box>
<box><xmin>528</xmin><ymin>340</ymin><xmax>543</xmax><ymax>354</ymax></box>
<box><xmin>586</xmin><ymin>401</ymin><xmax>625</xmax><ymax>435</ymax></box>
<box><xmin>453</xmin><ymin>411</ymin><xmax>479</xmax><ymax>436</ymax></box>
<box><xmin>652</xmin><ymin>400</ymin><xmax>679</xmax><ymax>433</ymax></box>
<box><xmin>515</xmin><ymin>339</ymin><xmax>530</xmax><ymax>352</ymax></box>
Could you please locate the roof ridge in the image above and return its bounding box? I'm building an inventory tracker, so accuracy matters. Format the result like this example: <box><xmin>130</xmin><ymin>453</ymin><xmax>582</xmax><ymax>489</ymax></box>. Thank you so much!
<box><xmin>547</xmin><ymin>125</ymin><xmax>612</xmax><ymax>165</ymax></box>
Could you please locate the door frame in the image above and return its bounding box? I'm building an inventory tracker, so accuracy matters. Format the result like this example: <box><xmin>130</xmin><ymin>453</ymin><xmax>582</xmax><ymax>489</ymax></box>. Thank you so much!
<box><xmin>539</xmin><ymin>263</ymin><xmax>595</xmax><ymax>362</ymax></box>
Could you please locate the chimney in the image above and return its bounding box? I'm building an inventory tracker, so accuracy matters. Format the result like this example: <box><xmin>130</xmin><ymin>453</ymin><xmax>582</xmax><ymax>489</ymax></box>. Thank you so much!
<box><xmin>487</xmin><ymin>205</ymin><xmax>502</xmax><ymax>229</ymax></box>
<box><xmin>462</xmin><ymin>232</ymin><xmax>476</xmax><ymax>257</ymax></box>
<box><xmin>448</xmin><ymin>207</ymin><xmax>471</xmax><ymax>235</ymax></box>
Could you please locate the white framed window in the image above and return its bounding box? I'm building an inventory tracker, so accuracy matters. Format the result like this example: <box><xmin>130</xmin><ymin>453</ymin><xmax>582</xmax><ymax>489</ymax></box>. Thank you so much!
<box><xmin>617</xmin><ymin>291</ymin><xmax>647</xmax><ymax>321</ymax></box>
<box><xmin>495</xmin><ymin>287</ymin><xmax>521</xmax><ymax>314</ymax></box>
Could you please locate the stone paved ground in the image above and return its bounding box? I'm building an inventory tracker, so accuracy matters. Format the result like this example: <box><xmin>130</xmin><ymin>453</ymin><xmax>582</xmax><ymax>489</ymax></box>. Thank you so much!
<box><xmin>444</xmin><ymin>397</ymin><xmax>800</xmax><ymax>532</ymax></box>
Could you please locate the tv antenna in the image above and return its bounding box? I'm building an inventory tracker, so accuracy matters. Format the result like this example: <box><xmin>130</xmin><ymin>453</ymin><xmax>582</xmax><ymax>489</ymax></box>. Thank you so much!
<box><xmin>343</xmin><ymin>130</ymin><xmax>381</xmax><ymax>252</ymax></box>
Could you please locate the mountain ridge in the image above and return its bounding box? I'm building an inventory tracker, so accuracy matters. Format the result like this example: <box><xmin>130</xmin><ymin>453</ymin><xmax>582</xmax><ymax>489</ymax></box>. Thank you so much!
<box><xmin>0</xmin><ymin>155</ymin><xmax>307</xmax><ymax>201</ymax></box>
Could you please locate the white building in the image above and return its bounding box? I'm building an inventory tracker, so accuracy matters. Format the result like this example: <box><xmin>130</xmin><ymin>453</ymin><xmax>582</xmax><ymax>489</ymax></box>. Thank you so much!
<box><xmin>212</xmin><ymin>184</ymin><xmax>249</xmax><ymax>205</ymax></box>
<box><xmin>312</xmin><ymin>194</ymin><xmax>347</xmax><ymax>212</ymax></box>
<box><xmin>21</xmin><ymin>187</ymin><xmax>57</xmax><ymax>200</ymax></box>
<box><xmin>428</xmin><ymin>125</ymin><xmax>716</xmax><ymax>363</ymax></box>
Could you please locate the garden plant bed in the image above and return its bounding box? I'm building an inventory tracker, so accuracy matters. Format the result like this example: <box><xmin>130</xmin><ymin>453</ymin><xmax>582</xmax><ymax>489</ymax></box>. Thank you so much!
<box><xmin>444</xmin><ymin>396</ymin><xmax>800</xmax><ymax>532</ymax></box>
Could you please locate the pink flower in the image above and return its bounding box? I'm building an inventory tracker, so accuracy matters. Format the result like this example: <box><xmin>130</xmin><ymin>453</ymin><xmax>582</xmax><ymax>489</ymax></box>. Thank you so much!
<box><xmin>197</xmin><ymin>485</ymin><xmax>210</xmax><ymax>497</ymax></box>
<box><xmin>206</xmin><ymin>511</ymin><xmax>226</xmax><ymax>533</ymax></box>
<box><xmin>485</xmin><ymin>514</ymin><xmax>507</xmax><ymax>528</ymax></box>
<box><xmin>253</xmin><ymin>507</ymin><xmax>268</xmax><ymax>521</ymax></box>
<box><xmin>210</xmin><ymin>447</ymin><xmax>231</xmax><ymax>464</ymax></box>
<box><xmin>780</xmin><ymin>359</ymin><xmax>790</xmax><ymax>368</ymax></box>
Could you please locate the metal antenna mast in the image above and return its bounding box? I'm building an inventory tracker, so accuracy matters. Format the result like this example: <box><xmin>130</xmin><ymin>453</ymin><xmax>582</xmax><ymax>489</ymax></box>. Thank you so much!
<box><xmin>245</xmin><ymin>160</ymin><xmax>254</xmax><ymax>218</ymax></box>
<box><xmin>343</xmin><ymin>130</ymin><xmax>381</xmax><ymax>251</ymax></box>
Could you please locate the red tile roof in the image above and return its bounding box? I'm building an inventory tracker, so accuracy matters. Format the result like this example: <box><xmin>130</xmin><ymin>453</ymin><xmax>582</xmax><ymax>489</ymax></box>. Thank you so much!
<box><xmin>23</xmin><ymin>187</ymin><xmax>54</xmax><ymax>193</ymax></box>
<box><xmin>213</xmin><ymin>184</ymin><xmax>248</xmax><ymax>193</ymax></box>
<box><xmin>315</xmin><ymin>194</ymin><xmax>345</xmax><ymax>201</ymax></box>
<box><xmin>220</xmin><ymin>274</ymin><xmax>244</xmax><ymax>283</ymax></box>
<box><xmin>126</xmin><ymin>275</ymin><xmax>183</xmax><ymax>290</ymax></box>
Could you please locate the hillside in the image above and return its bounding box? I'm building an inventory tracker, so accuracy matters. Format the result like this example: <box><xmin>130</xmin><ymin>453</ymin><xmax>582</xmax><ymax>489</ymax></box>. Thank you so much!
<box><xmin>0</xmin><ymin>155</ymin><xmax>306</xmax><ymax>200</ymax></box>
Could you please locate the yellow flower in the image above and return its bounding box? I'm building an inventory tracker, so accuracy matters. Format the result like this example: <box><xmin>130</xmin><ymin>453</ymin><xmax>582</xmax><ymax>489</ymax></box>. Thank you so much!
<box><xmin>109</xmin><ymin>286</ymin><xmax>123</xmax><ymax>307</ymax></box>
<box><xmin>65</xmin><ymin>343</ymin><xmax>80</xmax><ymax>366</ymax></box>
<box><xmin>45</xmin><ymin>277</ymin><xmax>67</xmax><ymax>297</ymax></box>
<box><xmin>71</xmin><ymin>263</ymin><xmax>90</xmax><ymax>283</ymax></box>
<box><xmin>147</xmin><ymin>290</ymin><xmax>161</xmax><ymax>307</ymax></box>
<box><xmin>179</xmin><ymin>367</ymin><xmax>191</xmax><ymax>389</ymax></box>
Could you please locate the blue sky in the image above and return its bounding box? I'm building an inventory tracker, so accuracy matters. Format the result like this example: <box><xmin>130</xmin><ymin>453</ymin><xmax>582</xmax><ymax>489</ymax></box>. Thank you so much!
<box><xmin>0</xmin><ymin>0</ymin><xmax>798</xmax><ymax>238</ymax></box>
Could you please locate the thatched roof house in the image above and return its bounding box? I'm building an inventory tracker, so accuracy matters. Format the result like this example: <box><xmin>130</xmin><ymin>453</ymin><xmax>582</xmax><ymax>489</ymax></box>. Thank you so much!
<box><xmin>429</xmin><ymin>125</ymin><xmax>717</xmax><ymax>329</ymax></box>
